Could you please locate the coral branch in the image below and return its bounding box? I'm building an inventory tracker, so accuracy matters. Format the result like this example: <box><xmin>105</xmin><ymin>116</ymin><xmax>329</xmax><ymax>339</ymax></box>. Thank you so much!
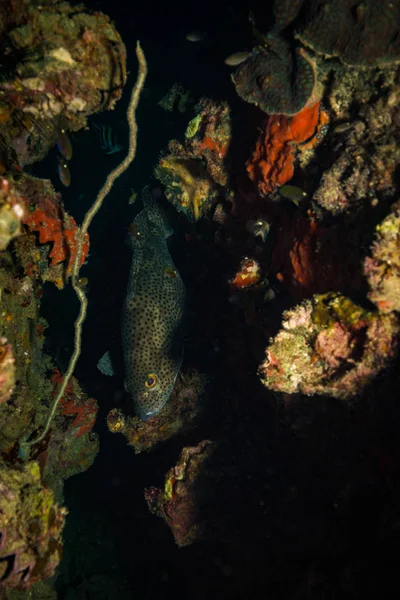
<box><xmin>21</xmin><ymin>41</ymin><xmax>147</xmax><ymax>449</ymax></box>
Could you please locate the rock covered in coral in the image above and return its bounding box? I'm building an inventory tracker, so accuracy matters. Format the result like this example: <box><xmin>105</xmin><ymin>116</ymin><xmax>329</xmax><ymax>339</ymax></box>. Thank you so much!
<box><xmin>0</xmin><ymin>269</ymin><xmax>52</xmax><ymax>453</ymax></box>
<box><xmin>0</xmin><ymin>461</ymin><xmax>66</xmax><ymax>591</ymax></box>
<box><xmin>107</xmin><ymin>370</ymin><xmax>207</xmax><ymax>453</ymax></box>
<box><xmin>294</xmin><ymin>0</ymin><xmax>400</xmax><ymax>67</ymax></box>
<box><xmin>364</xmin><ymin>201</ymin><xmax>400</xmax><ymax>313</ymax></box>
<box><xmin>155</xmin><ymin>99</ymin><xmax>231</xmax><ymax>221</ymax></box>
<box><xmin>155</xmin><ymin>154</ymin><xmax>218</xmax><ymax>222</ymax></box>
<box><xmin>185</xmin><ymin>99</ymin><xmax>231</xmax><ymax>186</ymax></box>
<box><xmin>232</xmin><ymin>36</ymin><xmax>316</xmax><ymax>116</ymax></box>
<box><xmin>14</xmin><ymin>175</ymin><xmax>89</xmax><ymax>288</ymax></box>
<box><xmin>0</xmin><ymin>178</ymin><xmax>24</xmax><ymax>251</ymax></box>
<box><xmin>0</xmin><ymin>0</ymin><xmax>127</xmax><ymax>166</ymax></box>
<box><xmin>270</xmin><ymin>0</ymin><xmax>400</xmax><ymax>67</ymax></box>
<box><xmin>313</xmin><ymin>70</ymin><xmax>400</xmax><ymax>214</ymax></box>
<box><xmin>145</xmin><ymin>440</ymin><xmax>215</xmax><ymax>547</ymax></box>
<box><xmin>259</xmin><ymin>293</ymin><xmax>399</xmax><ymax>399</ymax></box>
<box><xmin>0</xmin><ymin>338</ymin><xmax>15</xmax><ymax>405</ymax></box>
<box><xmin>30</xmin><ymin>369</ymin><xmax>100</xmax><ymax>501</ymax></box>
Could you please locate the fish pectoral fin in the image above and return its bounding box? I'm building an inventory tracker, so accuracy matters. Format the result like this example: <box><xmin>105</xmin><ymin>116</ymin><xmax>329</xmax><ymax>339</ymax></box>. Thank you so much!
<box><xmin>97</xmin><ymin>351</ymin><xmax>115</xmax><ymax>376</ymax></box>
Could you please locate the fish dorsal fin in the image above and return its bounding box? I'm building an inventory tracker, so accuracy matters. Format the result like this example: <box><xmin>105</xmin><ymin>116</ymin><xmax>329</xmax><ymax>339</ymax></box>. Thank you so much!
<box><xmin>142</xmin><ymin>186</ymin><xmax>173</xmax><ymax>238</ymax></box>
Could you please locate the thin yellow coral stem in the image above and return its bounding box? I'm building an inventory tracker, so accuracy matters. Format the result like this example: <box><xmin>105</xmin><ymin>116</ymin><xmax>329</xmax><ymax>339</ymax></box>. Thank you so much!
<box><xmin>22</xmin><ymin>41</ymin><xmax>147</xmax><ymax>449</ymax></box>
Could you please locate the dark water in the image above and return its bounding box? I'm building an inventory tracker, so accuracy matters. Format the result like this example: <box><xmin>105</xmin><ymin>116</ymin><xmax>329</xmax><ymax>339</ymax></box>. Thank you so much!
<box><xmin>32</xmin><ymin>0</ymin><xmax>400</xmax><ymax>598</ymax></box>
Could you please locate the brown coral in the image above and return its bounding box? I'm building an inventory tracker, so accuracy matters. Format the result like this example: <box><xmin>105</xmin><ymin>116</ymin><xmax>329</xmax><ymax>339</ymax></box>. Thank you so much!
<box><xmin>145</xmin><ymin>440</ymin><xmax>215</xmax><ymax>547</ymax></box>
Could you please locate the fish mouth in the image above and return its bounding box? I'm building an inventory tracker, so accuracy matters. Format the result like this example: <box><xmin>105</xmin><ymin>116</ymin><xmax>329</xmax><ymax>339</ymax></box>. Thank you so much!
<box><xmin>133</xmin><ymin>402</ymin><xmax>165</xmax><ymax>421</ymax></box>
<box><xmin>134</xmin><ymin>402</ymin><xmax>161</xmax><ymax>421</ymax></box>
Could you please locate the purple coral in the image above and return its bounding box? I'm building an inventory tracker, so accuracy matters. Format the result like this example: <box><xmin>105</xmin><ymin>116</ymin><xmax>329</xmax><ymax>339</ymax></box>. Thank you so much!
<box><xmin>258</xmin><ymin>293</ymin><xmax>399</xmax><ymax>399</ymax></box>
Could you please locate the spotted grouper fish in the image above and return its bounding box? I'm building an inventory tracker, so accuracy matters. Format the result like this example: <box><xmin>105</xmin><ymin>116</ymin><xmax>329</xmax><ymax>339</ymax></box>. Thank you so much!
<box><xmin>122</xmin><ymin>195</ymin><xmax>186</xmax><ymax>420</ymax></box>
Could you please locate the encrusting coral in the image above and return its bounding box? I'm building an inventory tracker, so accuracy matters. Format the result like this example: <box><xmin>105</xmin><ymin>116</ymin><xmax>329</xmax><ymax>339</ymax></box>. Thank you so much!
<box><xmin>232</xmin><ymin>36</ymin><xmax>316</xmax><ymax>116</ymax></box>
<box><xmin>0</xmin><ymin>178</ymin><xmax>24</xmax><ymax>251</ymax></box>
<box><xmin>246</xmin><ymin>102</ymin><xmax>328</xmax><ymax>196</ymax></box>
<box><xmin>155</xmin><ymin>99</ymin><xmax>231</xmax><ymax>221</ymax></box>
<box><xmin>0</xmin><ymin>0</ymin><xmax>127</xmax><ymax>166</ymax></box>
<box><xmin>145</xmin><ymin>440</ymin><xmax>216</xmax><ymax>547</ymax></box>
<box><xmin>364</xmin><ymin>200</ymin><xmax>400</xmax><ymax>313</ymax></box>
<box><xmin>14</xmin><ymin>176</ymin><xmax>89</xmax><ymax>289</ymax></box>
<box><xmin>258</xmin><ymin>293</ymin><xmax>399</xmax><ymax>399</ymax></box>
<box><xmin>0</xmin><ymin>461</ymin><xmax>66</xmax><ymax>591</ymax></box>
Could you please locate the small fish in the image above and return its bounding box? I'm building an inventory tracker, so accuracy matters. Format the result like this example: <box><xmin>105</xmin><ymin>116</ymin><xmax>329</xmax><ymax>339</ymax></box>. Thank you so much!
<box><xmin>121</xmin><ymin>188</ymin><xmax>185</xmax><ymax>420</ymax></box>
<box><xmin>92</xmin><ymin>123</ymin><xmax>122</xmax><ymax>155</ymax></box>
<box><xmin>55</xmin><ymin>117</ymin><xmax>72</xmax><ymax>160</ymax></box>
<box><xmin>128</xmin><ymin>190</ymin><xmax>138</xmax><ymax>205</ymax></box>
<box><xmin>246</xmin><ymin>218</ymin><xmax>270</xmax><ymax>242</ymax></box>
<box><xmin>278</xmin><ymin>184</ymin><xmax>307</xmax><ymax>206</ymax></box>
<box><xmin>57</xmin><ymin>155</ymin><xmax>71</xmax><ymax>187</ymax></box>
<box><xmin>164</xmin><ymin>266</ymin><xmax>177</xmax><ymax>278</ymax></box>
<box><xmin>224</xmin><ymin>51</ymin><xmax>252</xmax><ymax>66</ymax></box>
<box><xmin>186</xmin><ymin>31</ymin><xmax>206</xmax><ymax>42</ymax></box>
<box><xmin>332</xmin><ymin>122</ymin><xmax>354</xmax><ymax>135</ymax></box>
<box><xmin>76</xmin><ymin>277</ymin><xmax>89</xmax><ymax>290</ymax></box>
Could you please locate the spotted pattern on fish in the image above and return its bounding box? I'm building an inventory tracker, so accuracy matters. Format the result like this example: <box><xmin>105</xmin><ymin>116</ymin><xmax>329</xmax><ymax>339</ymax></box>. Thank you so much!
<box><xmin>122</xmin><ymin>194</ymin><xmax>186</xmax><ymax>420</ymax></box>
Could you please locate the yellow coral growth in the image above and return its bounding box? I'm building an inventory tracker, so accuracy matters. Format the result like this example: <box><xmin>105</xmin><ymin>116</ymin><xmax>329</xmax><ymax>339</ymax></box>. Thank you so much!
<box><xmin>157</xmin><ymin>156</ymin><xmax>217</xmax><ymax>221</ymax></box>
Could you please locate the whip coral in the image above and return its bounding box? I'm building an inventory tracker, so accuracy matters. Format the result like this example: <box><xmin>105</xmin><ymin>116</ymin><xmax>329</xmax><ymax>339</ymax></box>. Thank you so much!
<box><xmin>247</xmin><ymin>102</ymin><xmax>328</xmax><ymax>196</ymax></box>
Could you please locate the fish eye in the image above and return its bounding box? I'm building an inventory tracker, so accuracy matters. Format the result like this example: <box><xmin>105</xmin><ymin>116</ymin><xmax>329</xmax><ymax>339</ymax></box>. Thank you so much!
<box><xmin>145</xmin><ymin>373</ymin><xmax>159</xmax><ymax>390</ymax></box>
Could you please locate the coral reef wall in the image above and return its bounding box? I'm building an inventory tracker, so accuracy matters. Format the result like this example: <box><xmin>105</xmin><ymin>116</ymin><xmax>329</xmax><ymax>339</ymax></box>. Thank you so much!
<box><xmin>0</xmin><ymin>0</ymin><xmax>128</xmax><ymax>593</ymax></box>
